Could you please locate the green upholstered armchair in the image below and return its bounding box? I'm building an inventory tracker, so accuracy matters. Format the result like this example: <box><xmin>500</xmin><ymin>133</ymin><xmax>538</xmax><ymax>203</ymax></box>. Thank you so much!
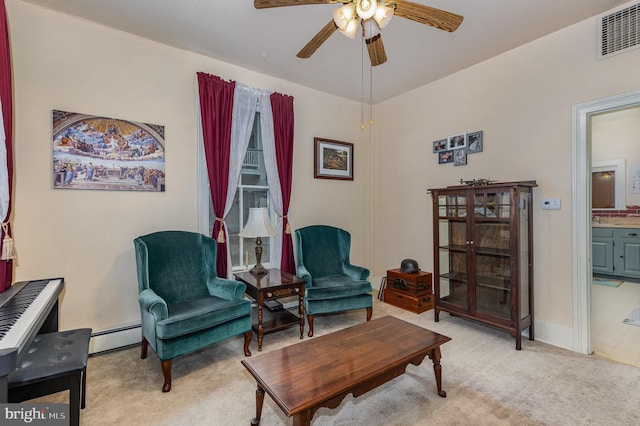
<box><xmin>295</xmin><ymin>225</ymin><xmax>373</xmax><ymax>337</ymax></box>
<box><xmin>134</xmin><ymin>230</ymin><xmax>252</xmax><ymax>392</ymax></box>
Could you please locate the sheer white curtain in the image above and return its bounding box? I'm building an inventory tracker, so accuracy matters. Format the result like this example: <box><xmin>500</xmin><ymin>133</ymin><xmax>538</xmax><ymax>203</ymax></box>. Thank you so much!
<box><xmin>258</xmin><ymin>93</ymin><xmax>284</xmax><ymax>270</ymax></box>
<box><xmin>208</xmin><ymin>83</ymin><xmax>284</xmax><ymax>276</ymax></box>
<box><xmin>220</xmin><ymin>84</ymin><xmax>262</xmax><ymax>277</ymax></box>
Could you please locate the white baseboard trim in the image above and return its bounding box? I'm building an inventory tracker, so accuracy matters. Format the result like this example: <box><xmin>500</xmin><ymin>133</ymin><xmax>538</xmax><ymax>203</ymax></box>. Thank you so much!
<box><xmin>89</xmin><ymin>325</ymin><xmax>141</xmax><ymax>355</ymax></box>
<box><xmin>531</xmin><ymin>318</ymin><xmax>574</xmax><ymax>352</ymax></box>
<box><xmin>90</xmin><ymin>308</ymin><xmax>574</xmax><ymax>356</ymax></box>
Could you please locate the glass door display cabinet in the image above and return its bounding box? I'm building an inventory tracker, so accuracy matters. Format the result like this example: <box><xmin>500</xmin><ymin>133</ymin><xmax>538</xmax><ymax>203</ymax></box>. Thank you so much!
<box><xmin>429</xmin><ymin>181</ymin><xmax>537</xmax><ymax>350</ymax></box>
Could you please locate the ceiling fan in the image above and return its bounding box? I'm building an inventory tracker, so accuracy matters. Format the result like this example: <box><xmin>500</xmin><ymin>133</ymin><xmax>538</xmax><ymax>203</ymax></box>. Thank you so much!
<box><xmin>254</xmin><ymin>0</ymin><xmax>463</xmax><ymax>66</ymax></box>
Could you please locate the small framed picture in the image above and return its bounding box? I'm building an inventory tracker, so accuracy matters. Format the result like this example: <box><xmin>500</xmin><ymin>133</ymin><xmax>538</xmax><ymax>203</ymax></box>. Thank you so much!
<box><xmin>454</xmin><ymin>149</ymin><xmax>467</xmax><ymax>166</ymax></box>
<box><xmin>438</xmin><ymin>150</ymin><xmax>454</xmax><ymax>164</ymax></box>
<box><xmin>447</xmin><ymin>133</ymin><xmax>466</xmax><ymax>150</ymax></box>
<box><xmin>314</xmin><ymin>137</ymin><xmax>353</xmax><ymax>180</ymax></box>
<box><xmin>432</xmin><ymin>139</ymin><xmax>447</xmax><ymax>152</ymax></box>
<box><xmin>467</xmin><ymin>131</ymin><xmax>483</xmax><ymax>154</ymax></box>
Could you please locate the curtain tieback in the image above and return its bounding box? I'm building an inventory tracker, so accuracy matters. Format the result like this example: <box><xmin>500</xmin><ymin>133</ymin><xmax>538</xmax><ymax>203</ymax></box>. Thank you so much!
<box><xmin>1</xmin><ymin>222</ymin><xmax>16</xmax><ymax>261</ymax></box>
<box><xmin>280</xmin><ymin>215</ymin><xmax>291</xmax><ymax>235</ymax></box>
<box><xmin>215</xmin><ymin>217</ymin><xmax>226</xmax><ymax>243</ymax></box>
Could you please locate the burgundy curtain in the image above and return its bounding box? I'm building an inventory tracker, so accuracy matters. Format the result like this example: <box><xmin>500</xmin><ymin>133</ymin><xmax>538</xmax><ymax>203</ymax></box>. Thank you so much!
<box><xmin>0</xmin><ymin>0</ymin><xmax>13</xmax><ymax>293</ymax></box>
<box><xmin>197</xmin><ymin>72</ymin><xmax>235</xmax><ymax>277</ymax></box>
<box><xmin>270</xmin><ymin>93</ymin><xmax>295</xmax><ymax>274</ymax></box>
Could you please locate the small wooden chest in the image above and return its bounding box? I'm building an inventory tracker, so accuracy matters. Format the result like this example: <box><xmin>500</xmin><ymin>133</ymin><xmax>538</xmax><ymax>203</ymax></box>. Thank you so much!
<box><xmin>383</xmin><ymin>287</ymin><xmax>434</xmax><ymax>314</ymax></box>
<box><xmin>386</xmin><ymin>269</ymin><xmax>432</xmax><ymax>295</ymax></box>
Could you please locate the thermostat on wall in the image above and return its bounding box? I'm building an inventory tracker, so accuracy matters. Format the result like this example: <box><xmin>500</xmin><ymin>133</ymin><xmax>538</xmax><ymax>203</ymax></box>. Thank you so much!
<box><xmin>541</xmin><ymin>198</ymin><xmax>561</xmax><ymax>210</ymax></box>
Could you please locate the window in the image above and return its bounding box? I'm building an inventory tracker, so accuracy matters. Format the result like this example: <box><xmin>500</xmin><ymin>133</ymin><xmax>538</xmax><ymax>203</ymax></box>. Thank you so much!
<box><xmin>200</xmin><ymin>112</ymin><xmax>273</xmax><ymax>270</ymax></box>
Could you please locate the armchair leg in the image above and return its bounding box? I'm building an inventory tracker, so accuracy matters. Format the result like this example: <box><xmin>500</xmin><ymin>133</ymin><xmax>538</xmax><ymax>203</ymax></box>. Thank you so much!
<box><xmin>161</xmin><ymin>360</ymin><xmax>172</xmax><ymax>393</ymax></box>
<box><xmin>307</xmin><ymin>315</ymin><xmax>314</xmax><ymax>337</ymax></box>
<box><xmin>244</xmin><ymin>331</ymin><xmax>252</xmax><ymax>357</ymax></box>
<box><xmin>141</xmin><ymin>337</ymin><xmax>148</xmax><ymax>359</ymax></box>
<box><xmin>366</xmin><ymin>307</ymin><xmax>373</xmax><ymax>321</ymax></box>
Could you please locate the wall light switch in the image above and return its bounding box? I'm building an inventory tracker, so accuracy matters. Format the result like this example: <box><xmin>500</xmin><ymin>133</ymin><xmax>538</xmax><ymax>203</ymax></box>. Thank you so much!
<box><xmin>541</xmin><ymin>198</ymin><xmax>561</xmax><ymax>210</ymax></box>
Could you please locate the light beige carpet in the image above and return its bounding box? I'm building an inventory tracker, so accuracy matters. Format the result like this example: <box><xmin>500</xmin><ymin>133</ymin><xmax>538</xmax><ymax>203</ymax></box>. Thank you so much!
<box><xmin>34</xmin><ymin>299</ymin><xmax>640</xmax><ymax>425</ymax></box>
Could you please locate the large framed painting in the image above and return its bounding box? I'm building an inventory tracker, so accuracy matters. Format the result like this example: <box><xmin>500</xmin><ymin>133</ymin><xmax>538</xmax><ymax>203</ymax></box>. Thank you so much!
<box><xmin>314</xmin><ymin>137</ymin><xmax>353</xmax><ymax>181</ymax></box>
<box><xmin>52</xmin><ymin>110</ymin><xmax>165</xmax><ymax>191</ymax></box>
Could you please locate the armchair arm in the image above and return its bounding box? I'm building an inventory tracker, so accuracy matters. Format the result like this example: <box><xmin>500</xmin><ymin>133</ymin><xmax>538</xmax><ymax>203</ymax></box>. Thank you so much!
<box><xmin>297</xmin><ymin>264</ymin><xmax>312</xmax><ymax>287</ymax></box>
<box><xmin>207</xmin><ymin>277</ymin><xmax>246</xmax><ymax>301</ymax></box>
<box><xmin>343</xmin><ymin>263</ymin><xmax>370</xmax><ymax>281</ymax></box>
<box><xmin>139</xmin><ymin>288</ymin><xmax>168</xmax><ymax>321</ymax></box>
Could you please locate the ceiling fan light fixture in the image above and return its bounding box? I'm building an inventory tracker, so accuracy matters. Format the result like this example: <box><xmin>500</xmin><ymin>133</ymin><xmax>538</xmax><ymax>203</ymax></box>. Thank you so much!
<box><xmin>373</xmin><ymin>4</ymin><xmax>393</xmax><ymax>29</ymax></box>
<box><xmin>362</xmin><ymin>19</ymin><xmax>381</xmax><ymax>40</ymax></box>
<box><xmin>356</xmin><ymin>0</ymin><xmax>377</xmax><ymax>21</ymax></box>
<box><xmin>333</xmin><ymin>3</ymin><xmax>356</xmax><ymax>30</ymax></box>
<box><xmin>339</xmin><ymin>16</ymin><xmax>359</xmax><ymax>39</ymax></box>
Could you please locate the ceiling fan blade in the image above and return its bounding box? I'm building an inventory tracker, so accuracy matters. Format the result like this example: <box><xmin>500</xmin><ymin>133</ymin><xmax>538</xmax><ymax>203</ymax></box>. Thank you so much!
<box><xmin>254</xmin><ymin>0</ymin><xmax>329</xmax><ymax>8</ymax></box>
<box><xmin>297</xmin><ymin>20</ymin><xmax>338</xmax><ymax>58</ymax></box>
<box><xmin>393</xmin><ymin>0</ymin><xmax>464</xmax><ymax>32</ymax></box>
<box><xmin>366</xmin><ymin>34</ymin><xmax>387</xmax><ymax>66</ymax></box>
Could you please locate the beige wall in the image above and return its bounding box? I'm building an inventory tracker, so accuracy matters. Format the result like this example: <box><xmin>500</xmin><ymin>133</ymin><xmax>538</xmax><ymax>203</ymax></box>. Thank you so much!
<box><xmin>592</xmin><ymin>106</ymin><xmax>640</xmax><ymax>206</ymax></box>
<box><xmin>373</xmin><ymin>9</ymin><xmax>640</xmax><ymax>349</ymax></box>
<box><xmin>7</xmin><ymin>1</ymin><xmax>371</xmax><ymax>337</ymax></box>
<box><xmin>8</xmin><ymin>0</ymin><xmax>640</xmax><ymax>352</ymax></box>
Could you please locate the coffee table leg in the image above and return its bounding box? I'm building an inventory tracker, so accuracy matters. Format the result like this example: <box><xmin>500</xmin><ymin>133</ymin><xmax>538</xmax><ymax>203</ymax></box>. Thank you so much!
<box><xmin>251</xmin><ymin>384</ymin><xmax>265</xmax><ymax>426</ymax></box>
<box><xmin>429</xmin><ymin>346</ymin><xmax>447</xmax><ymax>397</ymax></box>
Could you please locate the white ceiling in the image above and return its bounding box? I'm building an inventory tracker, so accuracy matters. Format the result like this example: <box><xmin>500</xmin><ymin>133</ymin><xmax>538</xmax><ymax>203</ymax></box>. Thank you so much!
<box><xmin>21</xmin><ymin>0</ymin><xmax>631</xmax><ymax>103</ymax></box>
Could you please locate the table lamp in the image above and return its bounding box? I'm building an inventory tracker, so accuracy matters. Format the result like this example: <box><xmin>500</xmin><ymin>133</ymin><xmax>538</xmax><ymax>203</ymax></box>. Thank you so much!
<box><xmin>239</xmin><ymin>207</ymin><xmax>277</xmax><ymax>275</ymax></box>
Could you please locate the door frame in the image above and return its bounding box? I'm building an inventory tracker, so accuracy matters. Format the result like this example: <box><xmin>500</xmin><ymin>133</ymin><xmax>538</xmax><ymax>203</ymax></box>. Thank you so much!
<box><xmin>572</xmin><ymin>89</ymin><xmax>640</xmax><ymax>354</ymax></box>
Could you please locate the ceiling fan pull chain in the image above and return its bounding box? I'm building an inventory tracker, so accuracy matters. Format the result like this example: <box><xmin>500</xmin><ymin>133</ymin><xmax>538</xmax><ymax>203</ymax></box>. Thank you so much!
<box><xmin>361</xmin><ymin>32</ymin><xmax>366</xmax><ymax>129</ymax></box>
<box><xmin>370</xmin><ymin>62</ymin><xmax>374</xmax><ymax>126</ymax></box>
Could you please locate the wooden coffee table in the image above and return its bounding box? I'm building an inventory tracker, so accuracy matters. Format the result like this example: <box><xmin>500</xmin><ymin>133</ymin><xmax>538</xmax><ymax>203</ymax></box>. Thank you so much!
<box><xmin>241</xmin><ymin>315</ymin><xmax>451</xmax><ymax>426</ymax></box>
<box><xmin>235</xmin><ymin>269</ymin><xmax>306</xmax><ymax>351</ymax></box>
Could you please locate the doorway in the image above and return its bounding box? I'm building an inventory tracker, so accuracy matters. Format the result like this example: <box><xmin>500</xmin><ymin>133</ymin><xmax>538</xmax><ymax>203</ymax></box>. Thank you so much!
<box><xmin>572</xmin><ymin>89</ymin><xmax>640</xmax><ymax>355</ymax></box>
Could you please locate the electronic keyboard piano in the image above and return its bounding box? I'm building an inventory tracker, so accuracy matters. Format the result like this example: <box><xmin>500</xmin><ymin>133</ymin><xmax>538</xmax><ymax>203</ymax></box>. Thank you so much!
<box><xmin>0</xmin><ymin>278</ymin><xmax>64</xmax><ymax>402</ymax></box>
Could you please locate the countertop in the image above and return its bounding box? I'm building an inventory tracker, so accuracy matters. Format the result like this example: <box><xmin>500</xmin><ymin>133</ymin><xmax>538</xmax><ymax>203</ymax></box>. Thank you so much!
<box><xmin>592</xmin><ymin>218</ymin><xmax>640</xmax><ymax>229</ymax></box>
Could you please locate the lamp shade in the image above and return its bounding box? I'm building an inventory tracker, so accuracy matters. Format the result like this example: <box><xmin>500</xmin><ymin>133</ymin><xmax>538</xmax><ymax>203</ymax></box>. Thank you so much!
<box><xmin>333</xmin><ymin>3</ymin><xmax>356</xmax><ymax>30</ymax></box>
<box><xmin>339</xmin><ymin>17</ymin><xmax>359</xmax><ymax>39</ymax></box>
<box><xmin>356</xmin><ymin>0</ymin><xmax>377</xmax><ymax>20</ymax></box>
<box><xmin>239</xmin><ymin>208</ymin><xmax>277</xmax><ymax>238</ymax></box>
<box><xmin>373</xmin><ymin>4</ymin><xmax>393</xmax><ymax>28</ymax></box>
<box><xmin>362</xmin><ymin>19</ymin><xmax>381</xmax><ymax>40</ymax></box>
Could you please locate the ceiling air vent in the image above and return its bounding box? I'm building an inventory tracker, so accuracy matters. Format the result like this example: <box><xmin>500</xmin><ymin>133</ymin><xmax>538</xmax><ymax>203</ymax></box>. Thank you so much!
<box><xmin>598</xmin><ymin>2</ymin><xmax>640</xmax><ymax>59</ymax></box>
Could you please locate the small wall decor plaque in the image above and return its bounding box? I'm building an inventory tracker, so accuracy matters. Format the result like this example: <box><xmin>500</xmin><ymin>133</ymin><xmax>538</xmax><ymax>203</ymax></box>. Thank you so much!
<box><xmin>438</xmin><ymin>150</ymin><xmax>454</xmax><ymax>164</ymax></box>
<box><xmin>467</xmin><ymin>131</ymin><xmax>483</xmax><ymax>153</ymax></box>
<box><xmin>447</xmin><ymin>133</ymin><xmax>467</xmax><ymax>150</ymax></box>
<box><xmin>453</xmin><ymin>149</ymin><xmax>467</xmax><ymax>167</ymax></box>
<box><xmin>433</xmin><ymin>139</ymin><xmax>447</xmax><ymax>152</ymax></box>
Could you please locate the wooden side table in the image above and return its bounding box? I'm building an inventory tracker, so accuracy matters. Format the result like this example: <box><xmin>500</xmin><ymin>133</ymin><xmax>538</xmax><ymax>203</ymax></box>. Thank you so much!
<box><xmin>234</xmin><ymin>269</ymin><xmax>306</xmax><ymax>351</ymax></box>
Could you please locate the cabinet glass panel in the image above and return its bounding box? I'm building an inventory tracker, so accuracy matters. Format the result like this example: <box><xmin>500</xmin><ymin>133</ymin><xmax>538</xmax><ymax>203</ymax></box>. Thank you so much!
<box><xmin>439</xmin><ymin>194</ymin><xmax>467</xmax><ymax>217</ymax></box>
<box><xmin>473</xmin><ymin>191</ymin><xmax>510</xmax><ymax>219</ymax></box>
<box><xmin>474</xmin><ymin>222</ymin><xmax>511</xmax><ymax>319</ymax></box>
<box><xmin>438</xmin><ymin>219</ymin><xmax>468</xmax><ymax>309</ymax></box>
